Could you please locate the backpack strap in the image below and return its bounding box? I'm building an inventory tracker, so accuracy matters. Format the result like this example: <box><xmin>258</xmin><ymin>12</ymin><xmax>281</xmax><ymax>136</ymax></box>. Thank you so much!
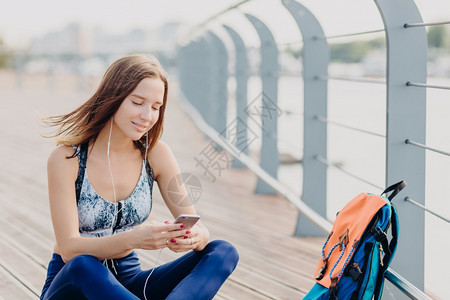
<box><xmin>75</xmin><ymin>143</ymin><xmax>88</xmax><ymax>203</ymax></box>
<box><xmin>373</xmin><ymin>205</ymin><xmax>399</xmax><ymax>300</ymax></box>
<box><xmin>375</xmin><ymin>205</ymin><xmax>399</xmax><ymax>267</ymax></box>
<box><xmin>381</xmin><ymin>180</ymin><xmax>406</xmax><ymax>201</ymax></box>
<box><xmin>378</xmin><ymin>205</ymin><xmax>399</xmax><ymax>268</ymax></box>
<box><xmin>388</xmin><ymin>205</ymin><xmax>399</xmax><ymax>259</ymax></box>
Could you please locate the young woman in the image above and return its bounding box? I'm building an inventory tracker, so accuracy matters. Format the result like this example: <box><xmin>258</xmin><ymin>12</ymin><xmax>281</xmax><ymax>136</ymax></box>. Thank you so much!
<box><xmin>40</xmin><ymin>54</ymin><xmax>239</xmax><ymax>300</ymax></box>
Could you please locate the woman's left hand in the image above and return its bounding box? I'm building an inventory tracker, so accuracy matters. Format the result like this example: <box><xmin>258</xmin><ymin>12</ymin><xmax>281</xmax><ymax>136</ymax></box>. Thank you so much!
<box><xmin>166</xmin><ymin>223</ymin><xmax>209</xmax><ymax>253</ymax></box>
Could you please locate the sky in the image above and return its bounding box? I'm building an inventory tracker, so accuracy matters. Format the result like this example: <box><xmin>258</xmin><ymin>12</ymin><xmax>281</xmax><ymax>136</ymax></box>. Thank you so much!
<box><xmin>0</xmin><ymin>0</ymin><xmax>449</xmax><ymax>48</ymax></box>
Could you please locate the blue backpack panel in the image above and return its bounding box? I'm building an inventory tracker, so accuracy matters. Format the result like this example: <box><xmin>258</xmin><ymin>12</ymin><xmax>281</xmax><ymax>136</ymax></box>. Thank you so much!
<box><xmin>304</xmin><ymin>181</ymin><xmax>405</xmax><ymax>300</ymax></box>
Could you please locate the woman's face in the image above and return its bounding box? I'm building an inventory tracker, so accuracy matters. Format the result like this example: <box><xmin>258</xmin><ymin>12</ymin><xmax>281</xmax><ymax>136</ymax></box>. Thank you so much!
<box><xmin>113</xmin><ymin>77</ymin><xmax>165</xmax><ymax>141</ymax></box>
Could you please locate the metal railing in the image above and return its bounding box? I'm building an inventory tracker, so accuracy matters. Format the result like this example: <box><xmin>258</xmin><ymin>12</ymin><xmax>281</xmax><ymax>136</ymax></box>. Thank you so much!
<box><xmin>176</xmin><ymin>0</ymin><xmax>449</xmax><ymax>298</ymax></box>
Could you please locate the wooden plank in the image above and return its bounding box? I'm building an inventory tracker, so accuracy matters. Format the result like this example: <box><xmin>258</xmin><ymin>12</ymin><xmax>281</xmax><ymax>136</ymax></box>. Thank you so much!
<box><xmin>228</xmin><ymin>266</ymin><xmax>304</xmax><ymax>299</ymax></box>
<box><xmin>0</xmin><ymin>265</ymin><xmax>38</xmax><ymax>299</ymax></box>
<box><xmin>218</xmin><ymin>278</ymin><xmax>276</xmax><ymax>299</ymax></box>
<box><xmin>0</xmin><ymin>229</ymin><xmax>50</xmax><ymax>269</ymax></box>
<box><xmin>0</xmin><ymin>207</ymin><xmax>54</xmax><ymax>248</ymax></box>
<box><xmin>0</xmin><ymin>82</ymin><xmax>325</xmax><ymax>299</ymax></box>
<box><xmin>0</xmin><ymin>239</ymin><xmax>45</xmax><ymax>295</ymax></box>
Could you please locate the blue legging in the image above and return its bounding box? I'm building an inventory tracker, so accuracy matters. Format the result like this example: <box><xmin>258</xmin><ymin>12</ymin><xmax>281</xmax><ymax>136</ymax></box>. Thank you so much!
<box><xmin>40</xmin><ymin>240</ymin><xmax>238</xmax><ymax>300</ymax></box>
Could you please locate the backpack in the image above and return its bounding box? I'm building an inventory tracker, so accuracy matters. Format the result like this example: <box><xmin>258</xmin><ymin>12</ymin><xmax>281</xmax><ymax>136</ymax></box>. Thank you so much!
<box><xmin>304</xmin><ymin>180</ymin><xmax>406</xmax><ymax>300</ymax></box>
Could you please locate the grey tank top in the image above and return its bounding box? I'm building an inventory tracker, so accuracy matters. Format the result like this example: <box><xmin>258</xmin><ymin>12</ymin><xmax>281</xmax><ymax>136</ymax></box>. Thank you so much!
<box><xmin>74</xmin><ymin>144</ymin><xmax>153</xmax><ymax>237</ymax></box>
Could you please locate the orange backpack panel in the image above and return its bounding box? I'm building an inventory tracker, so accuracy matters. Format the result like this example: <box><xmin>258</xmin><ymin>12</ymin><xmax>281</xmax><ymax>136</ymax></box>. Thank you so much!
<box><xmin>314</xmin><ymin>193</ymin><xmax>387</xmax><ymax>288</ymax></box>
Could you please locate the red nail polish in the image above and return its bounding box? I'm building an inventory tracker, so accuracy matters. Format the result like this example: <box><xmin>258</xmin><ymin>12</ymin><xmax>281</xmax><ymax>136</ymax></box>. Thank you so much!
<box><xmin>180</xmin><ymin>224</ymin><xmax>185</xmax><ymax>228</ymax></box>
<box><xmin>171</xmin><ymin>239</ymin><xmax>176</xmax><ymax>243</ymax></box>
<box><xmin>184</xmin><ymin>236</ymin><xmax>188</xmax><ymax>239</ymax></box>
<box><xmin>164</xmin><ymin>221</ymin><xmax>170</xmax><ymax>224</ymax></box>
<box><xmin>186</xmin><ymin>230</ymin><xmax>191</xmax><ymax>234</ymax></box>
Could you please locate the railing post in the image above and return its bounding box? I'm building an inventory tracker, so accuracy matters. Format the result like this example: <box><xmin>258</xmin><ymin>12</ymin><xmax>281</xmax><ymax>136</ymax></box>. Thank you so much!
<box><xmin>177</xmin><ymin>41</ymin><xmax>195</xmax><ymax>108</ymax></box>
<box><xmin>375</xmin><ymin>0</ymin><xmax>427</xmax><ymax>296</ymax></box>
<box><xmin>190</xmin><ymin>39</ymin><xmax>204</xmax><ymax>114</ymax></box>
<box><xmin>282</xmin><ymin>0</ymin><xmax>329</xmax><ymax>236</ymax></box>
<box><xmin>206</xmin><ymin>32</ymin><xmax>228</xmax><ymax>138</ymax></box>
<box><xmin>223</xmin><ymin>25</ymin><xmax>250</xmax><ymax>169</ymax></box>
<box><xmin>178</xmin><ymin>39</ymin><xmax>207</xmax><ymax>116</ymax></box>
<box><xmin>195</xmin><ymin>37</ymin><xmax>214</xmax><ymax>126</ymax></box>
<box><xmin>245</xmin><ymin>14</ymin><xmax>279</xmax><ymax>195</ymax></box>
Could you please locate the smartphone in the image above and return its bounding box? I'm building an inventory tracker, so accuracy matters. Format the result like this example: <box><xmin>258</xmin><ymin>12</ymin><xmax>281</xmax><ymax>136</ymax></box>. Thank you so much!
<box><xmin>174</xmin><ymin>214</ymin><xmax>200</xmax><ymax>228</ymax></box>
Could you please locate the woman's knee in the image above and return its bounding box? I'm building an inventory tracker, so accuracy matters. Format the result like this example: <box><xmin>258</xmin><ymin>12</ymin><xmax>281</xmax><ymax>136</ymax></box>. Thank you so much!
<box><xmin>65</xmin><ymin>254</ymin><xmax>102</xmax><ymax>277</ymax></box>
<box><xmin>206</xmin><ymin>240</ymin><xmax>239</xmax><ymax>272</ymax></box>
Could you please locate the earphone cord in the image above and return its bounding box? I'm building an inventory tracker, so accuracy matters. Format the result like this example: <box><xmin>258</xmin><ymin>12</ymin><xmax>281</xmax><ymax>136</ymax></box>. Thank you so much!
<box><xmin>104</xmin><ymin>118</ymin><xmax>119</xmax><ymax>270</ymax></box>
<box><xmin>107</xmin><ymin>118</ymin><xmax>118</xmax><ymax>219</ymax></box>
<box><xmin>142</xmin><ymin>131</ymin><xmax>161</xmax><ymax>300</ymax></box>
<box><xmin>143</xmin><ymin>248</ymin><xmax>163</xmax><ymax>300</ymax></box>
<box><xmin>107</xmin><ymin>119</ymin><xmax>158</xmax><ymax>299</ymax></box>
<box><xmin>144</xmin><ymin>131</ymin><xmax>149</xmax><ymax>167</ymax></box>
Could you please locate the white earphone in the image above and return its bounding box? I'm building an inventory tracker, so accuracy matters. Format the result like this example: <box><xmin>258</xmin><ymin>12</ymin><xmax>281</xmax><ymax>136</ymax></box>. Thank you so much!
<box><xmin>106</xmin><ymin>117</ymin><xmax>158</xmax><ymax>299</ymax></box>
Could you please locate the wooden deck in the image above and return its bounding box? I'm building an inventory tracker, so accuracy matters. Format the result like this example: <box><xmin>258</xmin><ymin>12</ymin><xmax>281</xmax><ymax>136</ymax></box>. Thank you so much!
<box><xmin>0</xmin><ymin>73</ymin><xmax>324</xmax><ymax>299</ymax></box>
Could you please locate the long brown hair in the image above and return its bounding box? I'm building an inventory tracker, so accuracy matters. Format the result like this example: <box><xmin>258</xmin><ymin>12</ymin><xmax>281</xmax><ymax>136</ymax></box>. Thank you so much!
<box><xmin>44</xmin><ymin>54</ymin><xmax>168</xmax><ymax>157</ymax></box>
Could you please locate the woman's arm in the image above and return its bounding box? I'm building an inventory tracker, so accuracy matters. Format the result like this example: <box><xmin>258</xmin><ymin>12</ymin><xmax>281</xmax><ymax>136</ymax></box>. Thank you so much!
<box><xmin>149</xmin><ymin>141</ymin><xmax>210</xmax><ymax>252</ymax></box>
<box><xmin>47</xmin><ymin>145</ymin><xmax>184</xmax><ymax>262</ymax></box>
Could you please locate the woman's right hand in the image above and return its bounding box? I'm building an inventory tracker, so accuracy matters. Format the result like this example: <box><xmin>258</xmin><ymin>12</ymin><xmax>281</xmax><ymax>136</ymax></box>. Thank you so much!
<box><xmin>128</xmin><ymin>221</ymin><xmax>188</xmax><ymax>250</ymax></box>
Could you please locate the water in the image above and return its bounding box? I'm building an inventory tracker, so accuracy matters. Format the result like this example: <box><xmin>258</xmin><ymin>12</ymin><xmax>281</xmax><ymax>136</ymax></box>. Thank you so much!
<box><xmin>241</xmin><ymin>75</ymin><xmax>449</xmax><ymax>299</ymax></box>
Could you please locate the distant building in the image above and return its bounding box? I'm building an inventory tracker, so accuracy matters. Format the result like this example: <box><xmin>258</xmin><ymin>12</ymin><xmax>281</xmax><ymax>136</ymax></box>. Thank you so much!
<box><xmin>30</xmin><ymin>23</ymin><xmax>90</xmax><ymax>56</ymax></box>
<box><xmin>29</xmin><ymin>22</ymin><xmax>182</xmax><ymax>57</ymax></box>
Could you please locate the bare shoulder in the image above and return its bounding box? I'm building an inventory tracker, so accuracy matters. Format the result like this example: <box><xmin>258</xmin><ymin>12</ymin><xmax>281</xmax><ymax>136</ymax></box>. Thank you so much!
<box><xmin>148</xmin><ymin>140</ymin><xmax>178</xmax><ymax>180</ymax></box>
<box><xmin>47</xmin><ymin>145</ymin><xmax>79</xmax><ymax>178</ymax></box>
<box><xmin>149</xmin><ymin>140</ymin><xmax>172</xmax><ymax>158</ymax></box>
<box><xmin>48</xmin><ymin>145</ymin><xmax>77</xmax><ymax>164</ymax></box>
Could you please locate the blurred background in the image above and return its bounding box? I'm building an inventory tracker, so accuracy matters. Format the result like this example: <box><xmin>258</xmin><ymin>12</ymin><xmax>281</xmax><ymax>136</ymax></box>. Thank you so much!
<box><xmin>0</xmin><ymin>0</ymin><xmax>449</xmax><ymax>90</ymax></box>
